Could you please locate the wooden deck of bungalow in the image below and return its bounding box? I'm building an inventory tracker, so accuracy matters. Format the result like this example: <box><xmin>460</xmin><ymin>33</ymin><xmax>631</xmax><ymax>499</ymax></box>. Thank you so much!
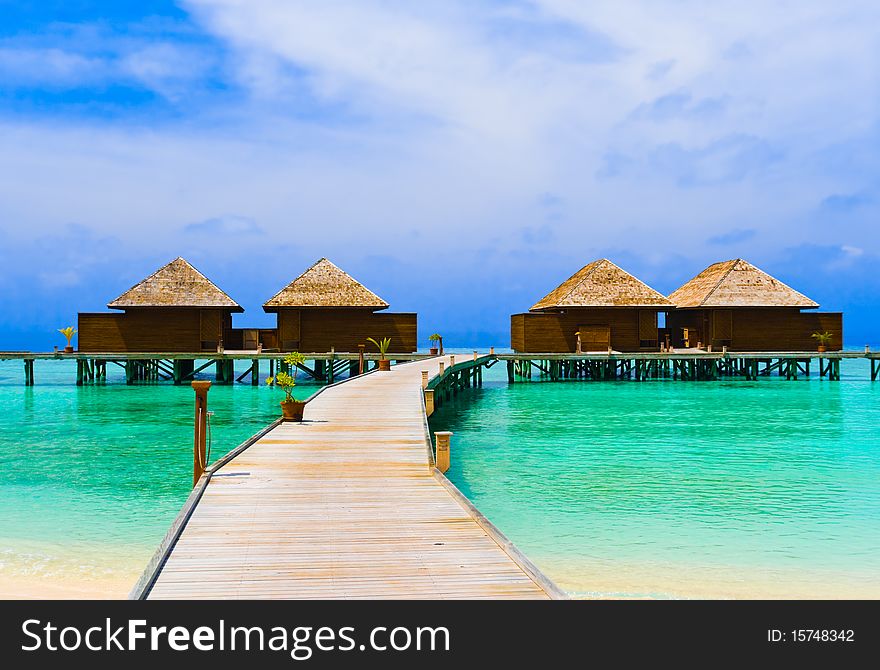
<box><xmin>5</xmin><ymin>349</ymin><xmax>880</xmax><ymax>386</ymax></box>
<box><xmin>132</xmin><ymin>354</ymin><xmax>563</xmax><ymax>600</ymax></box>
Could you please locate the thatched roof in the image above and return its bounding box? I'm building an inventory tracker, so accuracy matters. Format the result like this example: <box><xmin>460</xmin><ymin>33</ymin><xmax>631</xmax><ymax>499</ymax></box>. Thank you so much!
<box><xmin>108</xmin><ymin>257</ymin><xmax>242</xmax><ymax>311</ymax></box>
<box><xmin>263</xmin><ymin>258</ymin><xmax>389</xmax><ymax>311</ymax></box>
<box><xmin>530</xmin><ymin>259</ymin><xmax>673</xmax><ymax>311</ymax></box>
<box><xmin>668</xmin><ymin>259</ymin><xmax>819</xmax><ymax>309</ymax></box>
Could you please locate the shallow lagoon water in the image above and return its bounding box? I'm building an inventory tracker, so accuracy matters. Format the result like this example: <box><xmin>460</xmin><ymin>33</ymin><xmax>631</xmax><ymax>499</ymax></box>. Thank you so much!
<box><xmin>0</xmin><ymin>359</ymin><xmax>318</xmax><ymax>596</ymax></box>
<box><xmin>430</xmin><ymin>359</ymin><xmax>880</xmax><ymax>598</ymax></box>
<box><xmin>2</xmin><ymin>356</ymin><xmax>879</xmax><ymax>598</ymax></box>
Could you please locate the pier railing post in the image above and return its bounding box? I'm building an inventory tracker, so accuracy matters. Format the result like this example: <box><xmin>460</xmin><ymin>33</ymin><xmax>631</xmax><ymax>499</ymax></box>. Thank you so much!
<box><xmin>424</xmin><ymin>389</ymin><xmax>435</xmax><ymax>416</ymax></box>
<box><xmin>192</xmin><ymin>381</ymin><xmax>211</xmax><ymax>487</ymax></box>
<box><xmin>421</xmin><ymin>370</ymin><xmax>429</xmax><ymax>389</ymax></box>
<box><xmin>358</xmin><ymin>344</ymin><xmax>365</xmax><ymax>375</ymax></box>
<box><xmin>434</xmin><ymin>431</ymin><xmax>452</xmax><ymax>473</ymax></box>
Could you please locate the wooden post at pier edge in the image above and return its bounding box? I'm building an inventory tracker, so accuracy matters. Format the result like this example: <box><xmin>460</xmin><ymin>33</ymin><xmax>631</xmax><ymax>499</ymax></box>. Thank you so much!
<box><xmin>421</xmin><ymin>370</ymin><xmax>429</xmax><ymax>388</ymax></box>
<box><xmin>434</xmin><ymin>431</ymin><xmax>452</xmax><ymax>473</ymax></box>
<box><xmin>358</xmin><ymin>344</ymin><xmax>365</xmax><ymax>375</ymax></box>
<box><xmin>424</xmin><ymin>389</ymin><xmax>435</xmax><ymax>416</ymax></box>
<box><xmin>192</xmin><ymin>380</ymin><xmax>211</xmax><ymax>487</ymax></box>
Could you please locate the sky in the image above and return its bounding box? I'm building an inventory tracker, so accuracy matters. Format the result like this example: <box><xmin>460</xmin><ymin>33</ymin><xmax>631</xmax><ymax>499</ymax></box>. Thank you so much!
<box><xmin>0</xmin><ymin>0</ymin><xmax>878</xmax><ymax>349</ymax></box>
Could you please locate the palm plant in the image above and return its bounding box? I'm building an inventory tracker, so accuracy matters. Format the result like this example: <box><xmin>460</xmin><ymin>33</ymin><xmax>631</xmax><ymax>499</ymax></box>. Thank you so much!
<box><xmin>266</xmin><ymin>352</ymin><xmax>307</xmax><ymax>401</ymax></box>
<box><xmin>367</xmin><ymin>337</ymin><xmax>392</xmax><ymax>360</ymax></box>
<box><xmin>429</xmin><ymin>333</ymin><xmax>443</xmax><ymax>354</ymax></box>
<box><xmin>58</xmin><ymin>326</ymin><xmax>77</xmax><ymax>350</ymax></box>
<box><xmin>811</xmin><ymin>331</ymin><xmax>833</xmax><ymax>346</ymax></box>
<box><xmin>267</xmin><ymin>371</ymin><xmax>297</xmax><ymax>402</ymax></box>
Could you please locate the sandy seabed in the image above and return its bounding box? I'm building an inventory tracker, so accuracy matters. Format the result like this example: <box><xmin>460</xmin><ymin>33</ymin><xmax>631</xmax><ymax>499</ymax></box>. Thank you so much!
<box><xmin>0</xmin><ymin>574</ymin><xmax>131</xmax><ymax>600</ymax></box>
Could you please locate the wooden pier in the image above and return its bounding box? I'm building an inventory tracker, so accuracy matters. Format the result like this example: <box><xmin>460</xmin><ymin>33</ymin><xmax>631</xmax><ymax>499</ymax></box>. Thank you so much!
<box><xmin>0</xmin><ymin>351</ymin><xmax>433</xmax><ymax>386</ymax></box>
<box><xmin>132</xmin><ymin>354</ymin><xmax>562</xmax><ymax>600</ymax></box>
<box><xmin>498</xmin><ymin>351</ymin><xmax>880</xmax><ymax>383</ymax></box>
<box><xmin>4</xmin><ymin>349</ymin><xmax>880</xmax><ymax>387</ymax></box>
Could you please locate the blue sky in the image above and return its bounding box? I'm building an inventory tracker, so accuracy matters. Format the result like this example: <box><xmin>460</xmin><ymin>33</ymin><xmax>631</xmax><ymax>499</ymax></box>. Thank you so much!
<box><xmin>1</xmin><ymin>1</ymin><xmax>878</xmax><ymax>349</ymax></box>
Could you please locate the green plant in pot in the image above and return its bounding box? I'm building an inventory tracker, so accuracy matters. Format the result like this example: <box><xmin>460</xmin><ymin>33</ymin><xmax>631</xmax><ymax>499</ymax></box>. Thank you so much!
<box><xmin>267</xmin><ymin>352</ymin><xmax>307</xmax><ymax>420</ymax></box>
<box><xmin>58</xmin><ymin>326</ymin><xmax>77</xmax><ymax>353</ymax></box>
<box><xmin>367</xmin><ymin>336</ymin><xmax>392</xmax><ymax>371</ymax></box>
<box><xmin>811</xmin><ymin>331</ymin><xmax>833</xmax><ymax>353</ymax></box>
<box><xmin>428</xmin><ymin>333</ymin><xmax>443</xmax><ymax>356</ymax></box>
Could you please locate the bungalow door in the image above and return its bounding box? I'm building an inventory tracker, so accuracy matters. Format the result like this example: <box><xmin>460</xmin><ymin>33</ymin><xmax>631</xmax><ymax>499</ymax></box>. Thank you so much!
<box><xmin>638</xmin><ymin>311</ymin><xmax>658</xmax><ymax>348</ymax></box>
<box><xmin>577</xmin><ymin>325</ymin><xmax>611</xmax><ymax>352</ymax></box>
<box><xmin>199</xmin><ymin>310</ymin><xmax>221</xmax><ymax>351</ymax></box>
<box><xmin>278</xmin><ymin>310</ymin><xmax>301</xmax><ymax>352</ymax></box>
<box><xmin>712</xmin><ymin>310</ymin><xmax>733</xmax><ymax>347</ymax></box>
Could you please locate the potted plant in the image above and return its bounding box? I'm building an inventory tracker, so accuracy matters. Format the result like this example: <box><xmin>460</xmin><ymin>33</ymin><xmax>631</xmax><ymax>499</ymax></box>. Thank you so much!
<box><xmin>58</xmin><ymin>326</ymin><xmax>77</xmax><ymax>353</ymax></box>
<box><xmin>811</xmin><ymin>331</ymin><xmax>833</xmax><ymax>353</ymax></box>
<box><xmin>428</xmin><ymin>333</ymin><xmax>443</xmax><ymax>356</ymax></box>
<box><xmin>367</xmin><ymin>336</ymin><xmax>392</xmax><ymax>371</ymax></box>
<box><xmin>266</xmin><ymin>352</ymin><xmax>307</xmax><ymax>420</ymax></box>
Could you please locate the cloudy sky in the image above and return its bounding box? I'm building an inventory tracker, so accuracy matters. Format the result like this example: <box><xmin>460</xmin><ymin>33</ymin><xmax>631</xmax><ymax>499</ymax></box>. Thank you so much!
<box><xmin>1</xmin><ymin>1</ymin><xmax>878</xmax><ymax>349</ymax></box>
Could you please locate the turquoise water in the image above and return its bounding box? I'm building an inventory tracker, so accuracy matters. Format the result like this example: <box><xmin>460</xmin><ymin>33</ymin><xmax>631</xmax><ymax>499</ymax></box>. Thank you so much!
<box><xmin>4</xmin><ymin>356</ymin><xmax>879</xmax><ymax>598</ymax></box>
<box><xmin>430</xmin><ymin>360</ymin><xmax>880</xmax><ymax>599</ymax></box>
<box><xmin>0</xmin><ymin>359</ymin><xmax>319</xmax><ymax>596</ymax></box>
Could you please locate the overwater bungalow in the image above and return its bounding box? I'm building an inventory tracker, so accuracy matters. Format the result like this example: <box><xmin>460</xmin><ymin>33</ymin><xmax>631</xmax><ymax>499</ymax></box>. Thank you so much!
<box><xmin>77</xmin><ymin>257</ymin><xmax>243</xmax><ymax>353</ymax></box>
<box><xmin>262</xmin><ymin>258</ymin><xmax>417</xmax><ymax>353</ymax></box>
<box><xmin>511</xmin><ymin>259</ymin><xmax>673</xmax><ymax>353</ymax></box>
<box><xmin>666</xmin><ymin>258</ymin><xmax>843</xmax><ymax>351</ymax></box>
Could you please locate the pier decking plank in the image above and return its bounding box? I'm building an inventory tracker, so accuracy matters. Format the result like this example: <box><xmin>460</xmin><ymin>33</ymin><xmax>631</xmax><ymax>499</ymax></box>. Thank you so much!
<box><xmin>145</xmin><ymin>355</ymin><xmax>556</xmax><ymax>600</ymax></box>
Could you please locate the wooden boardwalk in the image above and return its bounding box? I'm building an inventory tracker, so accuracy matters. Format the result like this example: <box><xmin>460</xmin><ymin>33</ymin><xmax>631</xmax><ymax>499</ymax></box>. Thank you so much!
<box><xmin>137</xmin><ymin>355</ymin><xmax>562</xmax><ymax>600</ymax></box>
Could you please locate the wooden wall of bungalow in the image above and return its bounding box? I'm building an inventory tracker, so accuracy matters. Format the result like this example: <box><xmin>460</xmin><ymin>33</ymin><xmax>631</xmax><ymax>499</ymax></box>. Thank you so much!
<box><xmin>511</xmin><ymin>308</ymin><xmax>663</xmax><ymax>353</ymax></box>
<box><xmin>274</xmin><ymin>309</ymin><xmax>418</xmax><ymax>353</ymax></box>
<box><xmin>78</xmin><ymin>309</ymin><xmax>233</xmax><ymax>353</ymax></box>
<box><xmin>665</xmin><ymin>308</ymin><xmax>843</xmax><ymax>351</ymax></box>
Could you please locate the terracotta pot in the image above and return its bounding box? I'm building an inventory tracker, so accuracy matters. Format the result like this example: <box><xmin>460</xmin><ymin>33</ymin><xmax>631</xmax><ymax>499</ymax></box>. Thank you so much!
<box><xmin>64</xmin><ymin>346</ymin><xmax>74</xmax><ymax>353</ymax></box>
<box><xmin>378</xmin><ymin>359</ymin><xmax>391</xmax><ymax>371</ymax></box>
<box><xmin>280</xmin><ymin>399</ymin><xmax>306</xmax><ymax>421</ymax></box>
<box><xmin>429</xmin><ymin>348</ymin><xmax>439</xmax><ymax>355</ymax></box>
<box><xmin>817</xmin><ymin>345</ymin><xmax>827</xmax><ymax>353</ymax></box>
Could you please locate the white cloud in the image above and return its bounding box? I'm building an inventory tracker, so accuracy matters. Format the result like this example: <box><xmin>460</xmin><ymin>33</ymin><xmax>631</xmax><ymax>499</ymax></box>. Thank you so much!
<box><xmin>166</xmin><ymin>0</ymin><xmax>880</xmax><ymax>253</ymax></box>
<box><xmin>0</xmin><ymin>24</ymin><xmax>217</xmax><ymax>100</ymax></box>
<box><xmin>184</xmin><ymin>215</ymin><xmax>263</xmax><ymax>236</ymax></box>
<box><xmin>2</xmin><ymin>0</ymin><xmax>879</xmax><ymax>275</ymax></box>
<box><xmin>0</xmin><ymin>47</ymin><xmax>108</xmax><ymax>86</ymax></box>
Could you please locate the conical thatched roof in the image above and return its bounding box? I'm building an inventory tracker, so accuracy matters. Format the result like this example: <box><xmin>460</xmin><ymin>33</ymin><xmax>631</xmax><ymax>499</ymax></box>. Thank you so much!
<box><xmin>108</xmin><ymin>257</ymin><xmax>242</xmax><ymax>311</ymax></box>
<box><xmin>669</xmin><ymin>259</ymin><xmax>819</xmax><ymax>308</ymax></box>
<box><xmin>263</xmin><ymin>258</ymin><xmax>389</xmax><ymax>311</ymax></box>
<box><xmin>530</xmin><ymin>259</ymin><xmax>673</xmax><ymax>311</ymax></box>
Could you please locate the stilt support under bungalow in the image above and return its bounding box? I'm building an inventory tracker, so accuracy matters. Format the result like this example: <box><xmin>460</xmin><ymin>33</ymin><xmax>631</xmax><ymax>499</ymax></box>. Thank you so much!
<box><xmin>172</xmin><ymin>359</ymin><xmax>195</xmax><ymax>385</ymax></box>
<box><xmin>214</xmin><ymin>359</ymin><xmax>234</xmax><ymax>385</ymax></box>
<box><xmin>500</xmin><ymin>353</ymin><xmax>851</xmax><ymax>383</ymax></box>
<box><xmin>1</xmin><ymin>351</ymin><xmax>874</xmax><ymax>386</ymax></box>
